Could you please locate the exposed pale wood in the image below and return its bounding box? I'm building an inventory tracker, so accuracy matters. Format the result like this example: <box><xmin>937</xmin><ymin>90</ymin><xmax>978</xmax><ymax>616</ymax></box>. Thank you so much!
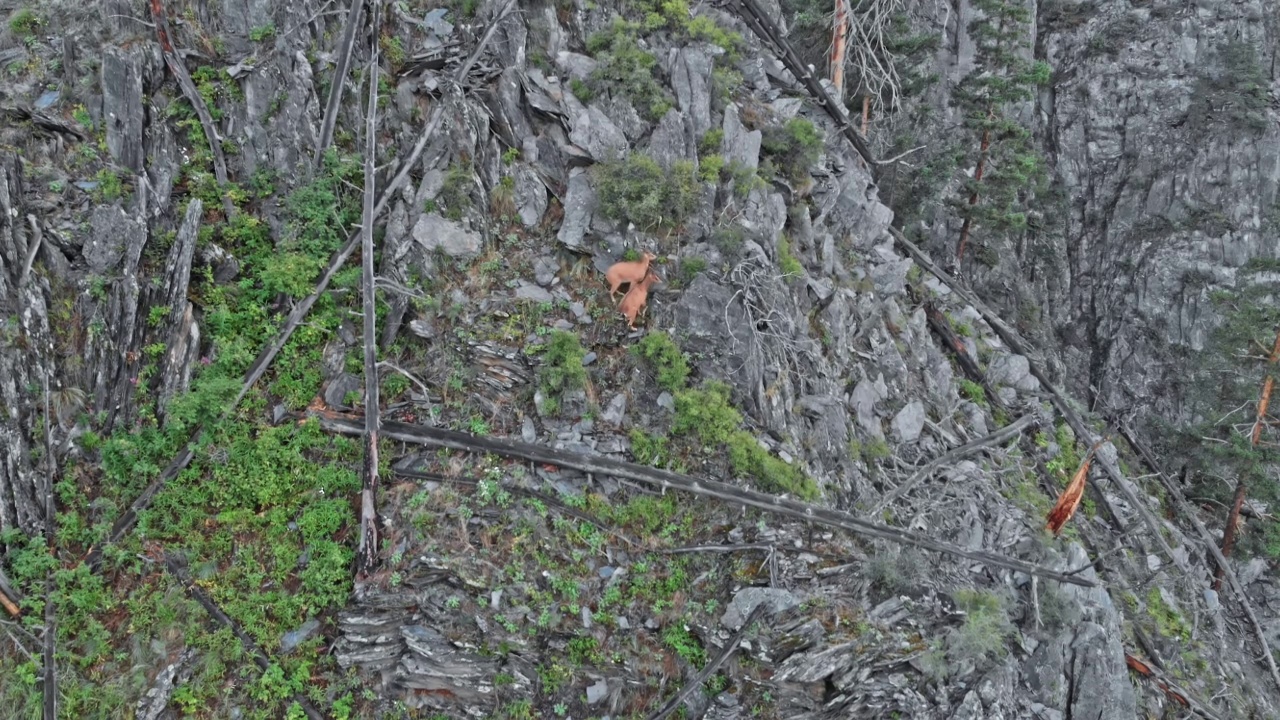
<box><xmin>829</xmin><ymin>0</ymin><xmax>847</xmax><ymax>102</ymax></box>
<box><xmin>732</xmin><ymin>0</ymin><xmax>876</xmax><ymax>170</ymax></box>
<box><xmin>318</xmin><ymin>413</ymin><xmax>1097</xmax><ymax>587</ymax></box>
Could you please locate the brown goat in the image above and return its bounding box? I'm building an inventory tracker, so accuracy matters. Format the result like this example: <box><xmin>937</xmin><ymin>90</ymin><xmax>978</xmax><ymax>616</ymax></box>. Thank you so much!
<box><xmin>604</xmin><ymin>252</ymin><xmax>657</xmax><ymax>302</ymax></box>
<box><xmin>619</xmin><ymin>269</ymin><xmax>662</xmax><ymax>330</ymax></box>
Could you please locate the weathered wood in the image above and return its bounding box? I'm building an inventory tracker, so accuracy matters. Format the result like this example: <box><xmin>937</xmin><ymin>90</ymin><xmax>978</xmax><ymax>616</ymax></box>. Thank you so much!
<box><xmin>83</xmin><ymin>4</ymin><xmax>517</xmax><ymax>569</ymax></box>
<box><xmin>1118</xmin><ymin>423</ymin><xmax>1280</xmax><ymax>694</ymax></box>
<box><xmin>867</xmin><ymin>413</ymin><xmax>1037</xmax><ymax>517</ymax></box>
<box><xmin>318</xmin><ymin>413</ymin><xmax>1097</xmax><ymax>587</ymax></box>
<box><xmin>922</xmin><ymin>298</ymin><xmax>1003</xmax><ymax>410</ymax></box>
<box><xmin>890</xmin><ymin>227</ymin><xmax>1183</xmax><ymax>569</ymax></box>
<box><xmin>41</xmin><ymin>375</ymin><xmax>56</xmax><ymax>720</ymax></box>
<box><xmin>356</xmin><ymin>1</ymin><xmax>382</xmax><ymax>580</ymax></box>
<box><xmin>315</xmin><ymin>0</ymin><xmax>367</xmax><ymax>169</ymax></box>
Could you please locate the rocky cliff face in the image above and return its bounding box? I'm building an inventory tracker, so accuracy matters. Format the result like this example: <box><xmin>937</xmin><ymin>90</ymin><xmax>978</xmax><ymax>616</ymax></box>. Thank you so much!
<box><xmin>0</xmin><ymin>0</ymin><xmax>1277</xmax><ymax>718</ymax></box>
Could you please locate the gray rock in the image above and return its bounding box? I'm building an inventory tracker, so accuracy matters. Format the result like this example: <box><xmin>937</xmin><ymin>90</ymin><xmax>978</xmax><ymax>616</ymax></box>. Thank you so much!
<box><xmin>272</xmin><ymin>404</ymin><xmax>288</xmax><ymax>425</ymax></box>
<box><xmin>513</xmin><ymin>164</ymin><xmax>547</xmax><ymax>227</ymax></box>
<box><xmin>601</xmin><ymin>394</ymin><xmax>627</xmax><ymax>426</ymax></box>
<box><xmin>557</xmin><ymin>169</ymin><xmax>597</xmax><ymax>250</ymax></box>
<box><xmin>869</xmin><ymin>257</ymin><xmax>912</xmax><ymax>296</ymax></box>
<box><xmin>534</xmin><ymin>256</ymin><xmax>558</xmax><ymax>286</ymax></box>
<box><xmin>892</xmin><ymin>400</ymin><xmax>926</xmax><ymax>443</ymax></box>
<box><xmin>280</xmin><ymin>619</ymin><xmax>321</xmax><ymax>653</ymax></box>
<box><xmin>325</xmin><ymin>373</ymin><xmax>363</xmax><ymax>408</ymax></box>
<box><xmin>647</xmin><ymin>108</ymin><xmax>692</xmax><ymax>168</ymax></box>
<box><xmin>669</xmin><ymin>46</ymin><xmax>713</xmax><ymax>135</ymax></box>
<box><xmin>101</xmin><ymin>48</ymin><xmax>144</xmax><ymax>173</ymax></box>
<box><xmin>515</xmin><ymin>282</ymin><xmax>555</xmax><ymax>304</ymax></box>
<box><xmin>586</xmin><ymin>679</ymin><xmax>608</xmax><ymax>705</ymax></box>
<box><xmin>849</xmin><ymin>376</ymin><xmax>887</xmax><ymax>441</ymax></box>
<box><xmin>83</xmin><ymin>206</ymin><xmax>139</xmax><ymax>275</ymax></box>
<box><xmin>987</xmin><ymin>353</ymin><xmax>1040</xmax><ymax>392</ymax></box>
<box><xmin>521</xmin><ymin>416</ymin><xmax>537</xmax><ymax>443</ymax></box>
<box><xmin>720</xmin><ymin>587</ymin><xmax>799</xmax><ymax>631</ymax></box>
<box><xmin>722</xmin><ymin>104</ymin><xmax>761</xmax><ymax>172</ymax></box>
<box><xmin>555</xmin><ymin>51</ymin><xmax>597</xmax><ymax>80</ymax></box>
<box><xmin>408</xmin><ymin>318</ymin><xmax>436</xmax><ymax>339</ymax></box>
<box><xmin>569</xmin><ymin>105</ymin><xmax>628</xmax><ymax>162</ymax></box>
<box><xmin>412</xmin><ymin>213</ymin><xmax>483</xmax><ymax>260</ymax></box>
<box><xmin>582</xmin><ymin>351</ymin><xmax>597</xmax><ymax>366</ymax></box>
<box><xmin>656</xmin><ymin>392</ymin><xmax>675</xmax><ymax>411</ymax></box>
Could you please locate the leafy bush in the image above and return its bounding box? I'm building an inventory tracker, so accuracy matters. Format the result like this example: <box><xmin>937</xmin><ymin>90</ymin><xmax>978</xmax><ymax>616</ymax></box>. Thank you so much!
<box><xmin>585</xmin><ymin>19</ymin><xmax>674</xmax><ymax>121</ymax></box>
<box><xmin>761</xmin><ymin>118</ymin><xmax>823</xmax><ymax>180</ymax></box>
<box><xmin>777</xmin><ymin>236</ymin><xmax>803</xmax><ymax>276</ymax></box>
<box><xmin>672</xmin><ymin>381</ymin><xmax>741</xmax><ymax>444</ymax></box>
<box><xmin>538</xmin><ymin>331</ymin><xmax>588</xmax><ymax>403</ymax></box>
<box><xmin>632</xmin><ymin>332</ymin><xmax>690</xmax><ymax>391</ymax></box>
<box><xmin>595</xmin><ymin>154</ymin><xmax>701</xmax><ymax>230</ymax></box>
<box><xmin>1193</xmin><ymin>41</ymin><xmax>1270</xmax><ymax>133</ymax></box>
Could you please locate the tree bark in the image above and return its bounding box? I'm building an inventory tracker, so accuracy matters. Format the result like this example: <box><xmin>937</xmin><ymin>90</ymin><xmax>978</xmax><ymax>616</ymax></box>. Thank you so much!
<box><xmin>356</xmin><ymin>1</ymin><xmax>382</xmax><ymax>580</ymax></box>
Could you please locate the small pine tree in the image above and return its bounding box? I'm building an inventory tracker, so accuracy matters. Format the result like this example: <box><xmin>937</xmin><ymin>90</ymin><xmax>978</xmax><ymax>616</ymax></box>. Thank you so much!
<box><xmin>951</xmin><ymin>0</ymin><xmax>1051</xmax><ymax>262</ymax></box>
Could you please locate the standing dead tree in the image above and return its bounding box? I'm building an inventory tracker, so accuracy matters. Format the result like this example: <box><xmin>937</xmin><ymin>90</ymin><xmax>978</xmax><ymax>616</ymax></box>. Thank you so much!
<box><xmin>356</xmin><ymin>1</ymin><xmax>382</xmax><ymax>579</ymax></box>
<box><xmin>1214</xmin><ymin>327</ymin><xmax>1280</xmax><ymax>591</ymax></box>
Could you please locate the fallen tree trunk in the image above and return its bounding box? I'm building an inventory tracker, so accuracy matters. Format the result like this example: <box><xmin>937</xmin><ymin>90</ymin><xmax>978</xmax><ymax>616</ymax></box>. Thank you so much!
<box><xmin>315</xmin><ymin>412</ymin><xmax>1096</xmax><ymax>587</ymax></box>
<box><xmin>356</xmin><ymin>2</ymin><xmax>382</xmax><ymax>580</ymax></box>
<box><xmin>890</xmin><ymin>228</ymin><xmax>1182</xmax><ymax>570</ymax></box>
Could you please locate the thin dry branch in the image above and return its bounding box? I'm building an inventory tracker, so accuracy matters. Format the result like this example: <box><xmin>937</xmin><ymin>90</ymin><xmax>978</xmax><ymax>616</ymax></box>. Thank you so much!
<box><xmin>868</xmin><ymin>413</ymin><xmax>1037</xmax><ymax>516</ymax></box>
<box><xmin>317</xmin><ymin>412</ymin><xmax>1097</xmax><ymax>587</ymax></box>
<box><xmin>41</xmin><ymin>372</ymin><xmax>56</xmax><ymax>720</ymax></box>
<box><xmin>163</xmin><ymin>554</ymin><xmax>325</xmax><ymax>720</ymax></box>
<box><xmin>890</xmin><ymin>227</ymin><xmax>1182</xmax><ymax>568</ymax></box>
<box><xmin>1118</xmin><ymin>424</ymin><xmax>1280</xmax><ymax>694</ymax></box>
<box><xmin>732</xmin><ymin>0</ymin><xmax>877</xmax><ymax>170</ymax></box>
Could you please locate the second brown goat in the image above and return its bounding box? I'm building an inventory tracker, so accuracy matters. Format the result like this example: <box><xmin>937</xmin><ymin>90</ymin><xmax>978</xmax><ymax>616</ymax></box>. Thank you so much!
<box><xmin>619</xmin><ymin>269</ymin><xmax>662</xmax><ymax>330</ymax></box>
<box><xmin>604</xmin><ymin>252</ymin><xmax>657</xmax><ymax>302</ymax></box>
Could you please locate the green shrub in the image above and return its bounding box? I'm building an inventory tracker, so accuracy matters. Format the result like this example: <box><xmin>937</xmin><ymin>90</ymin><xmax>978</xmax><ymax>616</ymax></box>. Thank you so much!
<box><xmin>726</xmin><ymin>431</ymin><xmax>819</xmax><ymax>500</ymax></box>
<box><xmin>585</xmin><ymin>19</ymin><xmax>674</xmax><ymax>121</ymax></box>
<box><xmin>761</xmin><ymin>118</ymin><xmax>823</xmax><ymax>180</ymax></box>
<box><xmin>438</xmin><ymin>163</ymin><xmax>473</xmax><ymax>221</ymax></box>
<box><xmin>595</xmin><ymin>153</ymin><xmax>701</xmax><ymax>230</ymax></box>
<box><xmin>632</xmin><ymin>332</ymin><xmax>690</xmax><ymax>391</ymax></box>
<box><xmin>672</xmin><ymin>381</ymin><xmax>740</xmax><ymax>444</ymax></box>
<box><xmin>777</xmin><ymin>236</ymin><xmax>803</xmax><ymax>276</ymax></box>
<box><xmin>9</xmin><ymin>8</ymin><xmax>40</xmax><ymax>39</ymax></box>
<box><xmin>630</xmin><ymin>429</ymin><xmax>671</xmax><ymax>467</ymax></box>
<box><xmin>698</xmin><ymin>154</ymin><xmax>724</xmax><ymax>183</ymax></box>
<box><xmin>539</xmin><ymin>330</ymin><xmax>588</xmax><ymax>399</ymax></box>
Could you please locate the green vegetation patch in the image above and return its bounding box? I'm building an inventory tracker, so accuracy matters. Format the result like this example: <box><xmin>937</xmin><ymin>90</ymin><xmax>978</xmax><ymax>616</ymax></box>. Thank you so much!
<box><xmin>594</xmin><ymin>153</ymin><xmax>701</xmax><ymax>231</ymax></box>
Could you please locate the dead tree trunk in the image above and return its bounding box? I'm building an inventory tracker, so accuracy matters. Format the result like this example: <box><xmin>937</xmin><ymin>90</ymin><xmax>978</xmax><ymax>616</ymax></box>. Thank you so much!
<box><xmin>1214</xmin><ymin>328</ymin><xmax>1280</xmax><ymax>590</ymax></box>
<box><xmin>356</xmin><ymin>2</ymin><xmax>383</xmax><ymax>579</ymax></box>
<box><xmin>955</xmin><ymin>124</ymin><xmax>991</xmax><ymax>262</ymax></box>
<box><xmin>829</xmin><ymin>0</ymin><xmax>848</xmax><ymax>102</ymax></box>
